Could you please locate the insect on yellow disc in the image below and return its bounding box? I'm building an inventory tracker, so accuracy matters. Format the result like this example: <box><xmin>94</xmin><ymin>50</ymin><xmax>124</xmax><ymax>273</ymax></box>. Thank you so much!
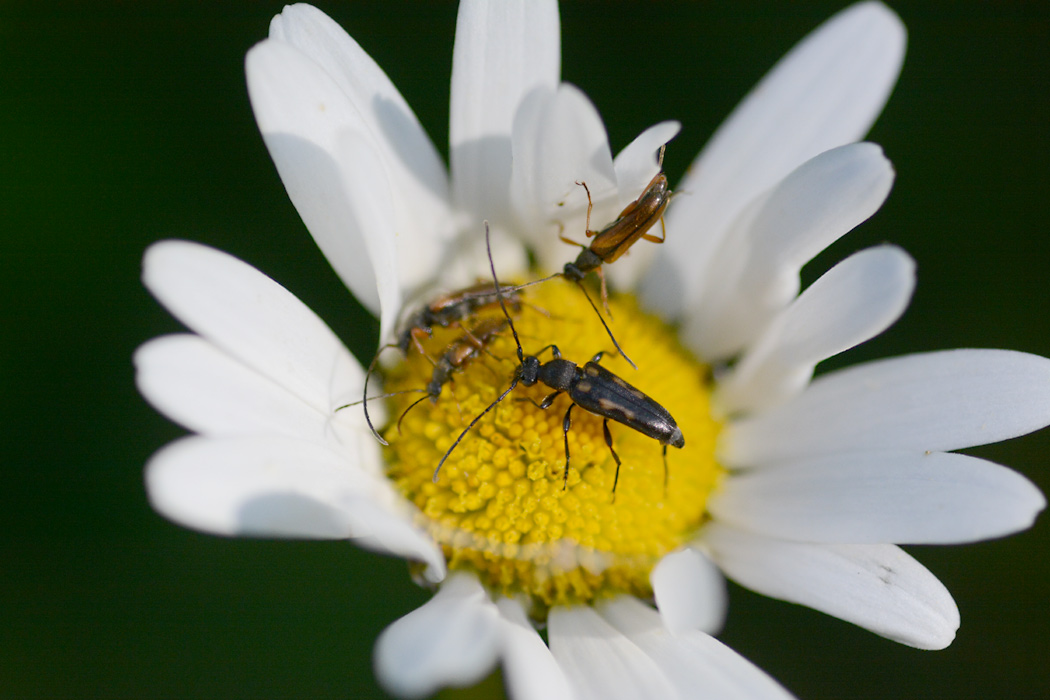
<box><xmin>380</xmin><ymin>280</ymin><xmax>722</xmax><ymax>614</ymax></box>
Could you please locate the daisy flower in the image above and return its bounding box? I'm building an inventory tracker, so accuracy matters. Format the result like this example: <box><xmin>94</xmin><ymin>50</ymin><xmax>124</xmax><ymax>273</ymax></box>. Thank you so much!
<box><xmin>136</xmin><ymin>2</ymin><xmax>1049</xmax><ymax>699</ymax></box>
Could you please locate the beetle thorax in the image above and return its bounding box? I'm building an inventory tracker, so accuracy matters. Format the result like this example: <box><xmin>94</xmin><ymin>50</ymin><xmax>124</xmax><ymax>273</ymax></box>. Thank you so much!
<box><xmin>537</xmin><ymin>357</ymin><xmax>578</xmax><ymax>391</ymax></box>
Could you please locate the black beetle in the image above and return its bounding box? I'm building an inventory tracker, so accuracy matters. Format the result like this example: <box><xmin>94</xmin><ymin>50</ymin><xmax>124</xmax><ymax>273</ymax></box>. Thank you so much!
<box><xmin>434</xmin><ymin>223</ymin><xmax>685</xmax><ymax>494</ymax></box>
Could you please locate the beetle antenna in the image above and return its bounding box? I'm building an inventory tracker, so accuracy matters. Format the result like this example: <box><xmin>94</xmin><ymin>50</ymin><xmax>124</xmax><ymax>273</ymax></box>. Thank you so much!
<box><xmin>494</xmin><ymin>273</ymin><xmax>561</xmax><ymax>295</ymax></box>
<box><xmin>433</xmin><ymin>377</ymin><xmax>519</xmax><ymax>482</ymax></box>
<box><xmin>484</xmin><ymin>222</ymin><xmax>524</xmax><ymax>363</ymax></box>
<box><xmin>662</xmin><ymin>444</ymin><xmax>669</xmax><ymax>498</ymax></box>
<box><xmin>430</xmin><ymin>222</ymin><xmax>524</xmax><ymax>483</ymax></box>
<box><xmin>336</xmin><ymin>387</ymin><xmax>426</xmax><ymax>410</ymax></box>
<box><xmin>359</xmin><ymin>343</ymin><xmax>399</xmax><ymax>445</ymax></box>
<box><xmin>574</xmin><ymin>281</ymin><xmax>637</xmax><ymax>370</ymax></box>
<box><xmin>397</xmin><ymin>393</ymin><xmax>433</xmax><ymax>434</ymax></box>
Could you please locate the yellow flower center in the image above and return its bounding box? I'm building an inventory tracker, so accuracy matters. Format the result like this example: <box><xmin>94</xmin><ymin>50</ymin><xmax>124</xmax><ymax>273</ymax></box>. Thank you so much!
<box><xmin>381</xmin><ymin>279</ymin><xmax>721</xmax><ymax>614</ymax></box>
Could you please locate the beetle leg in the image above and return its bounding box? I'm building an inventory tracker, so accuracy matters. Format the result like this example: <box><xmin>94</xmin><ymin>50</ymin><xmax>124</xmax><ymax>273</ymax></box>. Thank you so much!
<box><xmin>638</xmin><ymin>225</ymin><xmax>663</xmax><ymax>247</ymax></box>
<box><xmin>662</xmin><ymin>444</ymin><xmax>669</xmax><ymax>497</ymax></box>
<box><xmin>561</xmin><ymin>403</ymin><xmax>575</xmax><ymax>489</ymax></box>
<box><xmin>516</xmin><ymin>390</ymin><xmax>561</xmax><ymax>410</ymax></box>
<box><xmin>604</xmin><ymin>418</ymin><xmax>624</xmax><ymax>498</ymax></box>
<box><xmin>590</xmin><ymin>350</ymin><xmax>606</xmax><ymax>364</ymax></box>
<box><xmin>410</xmin><ymin>327</ymin><xmax>435</xmax><ymax>359</ymax></box>
<box><xmin>541</xmin><ymin>391</ymin><xmax>562</xmax><ymax>409</ymax></box>
<box><xmin>560</xmin><ymin>234</ymin><xmax>587</xmax><ymax>249</ymax></box>
<box><xmin>596</xmin><ymin>266</ymin><xmax>612</xmax><ymax>317</ymax></box>
<box><xmin>640</xmin><ymin>215</ymin><xmax>666</xmax><ymax>244</ymax></box>
<box><xmin>530</xmin><ymin>344</ymin><xmax>559</xmax><ymax>360</ymax></box>
<box><xmin>555</xmin><ymin>212</ymin><xmax>587</xmax><ymax>249</ymax></box>
<box><xmin>460</xmin><ymin>324</ymin><xmax>483</xmax><ymax>347</ymax></box>
<box><xmin>559</xmin><ymin>233</ymin><xmax>586</xmax><ymax>248</ymax></box>
<box><xmin>576</xmin><ymin>180</ymin><xmax>595</xmax><ymax>236</ymax></box>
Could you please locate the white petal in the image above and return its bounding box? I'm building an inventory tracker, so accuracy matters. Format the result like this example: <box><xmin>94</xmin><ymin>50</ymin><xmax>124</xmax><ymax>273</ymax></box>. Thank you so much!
<box><xmin>375</xmin><ymin>573</ymin><xmax>500</xmax><ymax>699</ymax></box>
<box><xmin>426</xmin><ymin>218</ymin><xmax>533</xmax><ymax>293</ymax></box>
<box><xmin>643</xmin><ymin>2</ymin><xmax>905</xmax><ymax>318</ymax></box>
<box><xmin>710</xmin><ymin>450</ymin><xmax>1045</xmax><ymax>544</ymax></box>
<box><xmin>135</xmin><ymin>334</ymin><xmax>371</xmax><ymax>449</ymax></box>
<box><xmin>333</xmin><ymin>131</ymin><xmax>403</xmax><ymax>341</ymax></box>
<box><xmin>724</xmin><ymin>349</ymin><xmax>1050</xmax><ymax>466</ymax></box>
<box><xmin>246</xmin><ymin>39</ymin><xmax>408</xmax><ymax>318</ymax></box>
<box><xmin>548</xmin><ymin>605</ymin><xmax>677</xmax><ymax>700</ymax></box>
<box><xmin>142</xmin><ymin>240</ymin><xmax>364</xmax><ymax>415</ymax></box>
<box><xmin>599</xmin><ymin>596</ymin><xmax>797</xmax><ymax>700</ymax></box>
<box><xmin>346</xmin><ymin>497</ymin><xmax>446</xmax><ymax>584</ymax></box>
<box><xmin>680</xmin><ymin>143</ymin><xmax>895</xmax><ymax>358</ymax></box>
<box><xmin>245</xmin><ymin>39</ymin><xmax>405</xmax><ymax>319</ymax></box>
<box><xmin>612</xmin><ymin>121</ymin><xmax>680</xmax><ymax>208</ymax></box>
<box><xmin>651</xmin><ymin>548</ymin><xmax>728</xmax><ymax>635</ymax></box>
<box><xmin>450</xmin><ymin>0</ymin><xmax>560</xmax><ymax>223</ymax></box>
<box><xmin>496</xmin><ymin>598</ymin><xmax>575</xmax><ymax>700</ymax></box>
<box><xmin>268</xmin><ymin>2</ymin><xmax>455</xmax><ymax>282</ymax></box>
<box><xmin>146</xmin><ymin>435</ymin><xmax>443</xmax><ymax>576</ymax></box>
<box><xmin>703</xmin><ymin>524</ymin><xmax>959</xmax><ymax>650</ymax></box>
<box><xmin>510</xmin><ymin>83</ymin><xmax>617</xmax><ymax>269</ymax></box>
<box><xmin>717</xmin><ymin>245</ymin><xmax>914</xmax><ymax>414</ymax></box>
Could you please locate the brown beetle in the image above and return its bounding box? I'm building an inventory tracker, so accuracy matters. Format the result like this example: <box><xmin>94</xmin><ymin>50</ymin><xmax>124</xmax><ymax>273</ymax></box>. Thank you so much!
<box><xmin>562</xmin><ymin>146</ymin><xmax>671</xmax><ymax>310</ymax></box>
<box><xmin>434</xmin><ymin>224</ymin><xmax>684</xmax><ymax>494</ymax></box>
<box><xmin>393</xmin><ymin>316</ymin><xmax>510</xmax><ymax>432</ymax></box>
<box><xmin>508</xmin><ymin>146</ymin><xmax>673</xmax><ymax>369</ymax></box>
<box><xmin>356</xmin><ymin>283</ymin><xmax>523</xmax><ymax>443</ymax></box>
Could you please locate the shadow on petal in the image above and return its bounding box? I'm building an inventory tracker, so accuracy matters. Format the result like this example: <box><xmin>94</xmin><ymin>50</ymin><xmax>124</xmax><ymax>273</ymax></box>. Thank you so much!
<box><xmin>374</xmin><ymin>95</ymin><xmax>450</xmax><ymax>203</ymax></box>
<box><xmin>451</xmin><ymin>135</ymin><xmax>514</xmax><ymax>225</ymax></box>
<box><xmin>236</xmin><ymin>493</ymin><xmax>352</xmax><ymax>539</ymax></box>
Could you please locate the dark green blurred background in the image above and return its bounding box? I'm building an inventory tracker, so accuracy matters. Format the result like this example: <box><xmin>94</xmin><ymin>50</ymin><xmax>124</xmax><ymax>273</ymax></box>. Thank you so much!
<box><xmin>3</xmin><ymin>2</ymin><xmax>1048</xmax><ymax>698</ymax></box>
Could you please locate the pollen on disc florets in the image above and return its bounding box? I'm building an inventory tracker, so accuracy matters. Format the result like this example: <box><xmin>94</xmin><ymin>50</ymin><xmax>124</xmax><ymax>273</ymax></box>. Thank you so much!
<box><xmin>381</xmin><ymin>278</ymin><xmax>721</xmax><ymax>614</ymax></box>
